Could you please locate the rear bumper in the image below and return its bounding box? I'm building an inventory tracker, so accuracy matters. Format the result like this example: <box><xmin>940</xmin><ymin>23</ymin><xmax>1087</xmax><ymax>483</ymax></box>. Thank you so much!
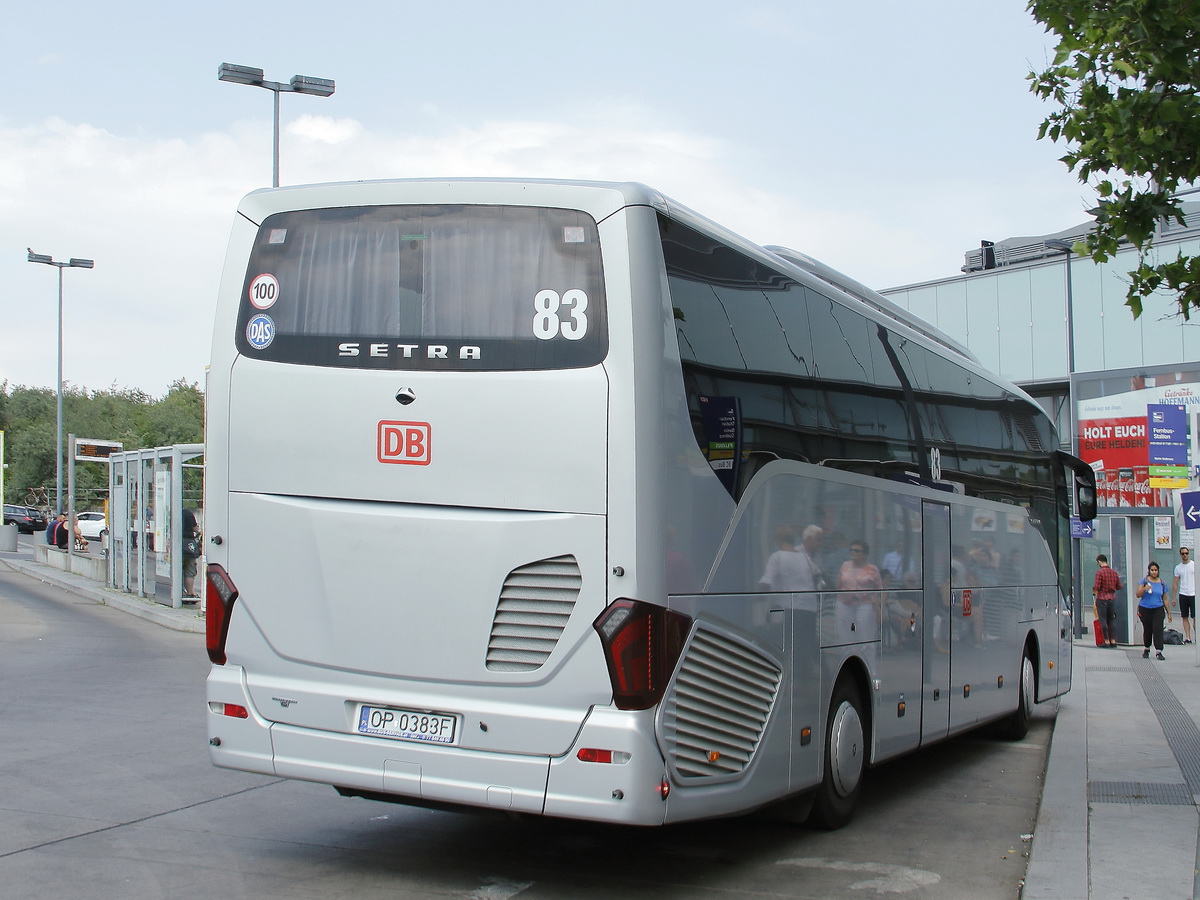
<box><xmin>273</xmin><ymin>723</ymin><xmax>552</xmax><ymax>813</ymax></box>
<box><xmin>207</xmin><ymin>666</ymin><xmax>670</xmax><ymax>825</ymax></box>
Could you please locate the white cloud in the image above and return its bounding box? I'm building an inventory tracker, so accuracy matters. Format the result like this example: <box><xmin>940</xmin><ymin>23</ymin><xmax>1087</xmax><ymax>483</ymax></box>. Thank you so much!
<box><xmin>0</xmin><ymin>104</ymin><xmax>1089</xmax><ymax>394</ymax></box>
<box><xmin>0</xmin><ymin>118</ymin><xmax>254</xmax><ymax>396</ymax></box>
<box><xmin>288</xmin><ymin>115</ymin><xmax>364</xmax><ymax>145</ymax></box>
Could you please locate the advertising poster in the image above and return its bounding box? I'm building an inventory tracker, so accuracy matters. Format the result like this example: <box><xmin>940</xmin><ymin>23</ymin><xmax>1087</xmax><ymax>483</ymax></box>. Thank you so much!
<box><xmin>1155</xmin><ymin>516</ymin><xmax>1174</xmax><ymax>549</ymax></box>
<box><xmin>1077</xmin><ymin>374</ymin><xmax>1196</xmax><ymax>513</ymax></box>
<box><xmin>155</xmin><ymin>469</ymin><xmax>172</xmax><ymax>578</ymax></box>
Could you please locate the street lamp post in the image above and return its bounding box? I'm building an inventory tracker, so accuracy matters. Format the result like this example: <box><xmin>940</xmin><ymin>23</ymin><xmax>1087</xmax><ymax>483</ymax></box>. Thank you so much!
<box><xmin>26</xmin><ymin>250</ymin><xmax>94</xmax><ymax>516</ymax></box>
<box><xmin>1045</xmin><ymin>240</ymin><xmax>1078</xmax><ymax>380</ymax></box>
<box><xmin>217</xmin><ymin>63</ymin><xmax>336</xmax><ymax>187</ymax></box>
<box><xmin>1046</xmin><ymin>238</ymin><xmax>1083</xmax><ymax>636</ymax></box>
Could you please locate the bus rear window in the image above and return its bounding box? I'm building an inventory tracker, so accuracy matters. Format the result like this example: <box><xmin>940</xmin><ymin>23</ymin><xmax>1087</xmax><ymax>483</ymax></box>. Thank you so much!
<box><xmin>235</xmin><ymin>204</ymin><xmax>607</xmax><ymax>370</ymax></box>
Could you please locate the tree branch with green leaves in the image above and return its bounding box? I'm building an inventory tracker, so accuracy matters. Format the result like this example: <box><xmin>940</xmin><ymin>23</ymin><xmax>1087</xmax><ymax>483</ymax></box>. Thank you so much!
<box><xmin>1027</xmin><ymin>0</ymin><xmax>1200</xmax><ymax>318</ymax></box>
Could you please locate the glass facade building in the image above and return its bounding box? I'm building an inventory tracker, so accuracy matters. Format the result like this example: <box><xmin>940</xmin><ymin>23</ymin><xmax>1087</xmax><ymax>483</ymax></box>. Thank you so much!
<box><xmin>880</xmin><ymin>205</ymin><xmax>1200</xmax><ymax>641</ymax></box>
<box><xmin>881</xmin><ymin>208</ymin><xmax>1200</xmax><ymax>441</ymax></box>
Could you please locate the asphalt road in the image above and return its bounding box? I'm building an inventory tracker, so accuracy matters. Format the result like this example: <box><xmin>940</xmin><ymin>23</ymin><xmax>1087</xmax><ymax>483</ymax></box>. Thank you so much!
<box><xmin>0</xmin><ymin>564</ymin><xmax>1054</xmax><ymax>899</ymax></box>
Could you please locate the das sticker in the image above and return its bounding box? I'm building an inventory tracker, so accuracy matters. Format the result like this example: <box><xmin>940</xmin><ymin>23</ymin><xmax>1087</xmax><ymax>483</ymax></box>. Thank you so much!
<box><xmin>246</xmin><ymin>313</ymin><xmax>276</xmax><ymax>350</ymax></box>
<box><xmin>248</xmin><ymin>273</ymin><xmax>280</xmax><ymax>310</ymax></box>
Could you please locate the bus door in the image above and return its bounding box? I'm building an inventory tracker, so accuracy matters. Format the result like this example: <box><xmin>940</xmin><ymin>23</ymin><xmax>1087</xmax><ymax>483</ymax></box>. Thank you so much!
<box><xmin>921</xmin><ymin>501</ymin><xmax>951</xmax><ymax>744</ymax></box>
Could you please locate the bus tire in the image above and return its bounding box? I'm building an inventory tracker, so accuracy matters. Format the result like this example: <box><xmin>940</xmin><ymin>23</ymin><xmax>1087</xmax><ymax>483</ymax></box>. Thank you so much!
<box><xmin>755</xmin><ymin>790</ymin><xmax>815</xmax><ymax>825</ymax></box>
<box><xmin>999</xmin><ymin>647</ymin><xmax>1035</xmax><ymax>741</ymax></box>
<box><xmin>808</xmin><ymin>677</ymin><xmax>865</xmax><ymax>830</ymax></box>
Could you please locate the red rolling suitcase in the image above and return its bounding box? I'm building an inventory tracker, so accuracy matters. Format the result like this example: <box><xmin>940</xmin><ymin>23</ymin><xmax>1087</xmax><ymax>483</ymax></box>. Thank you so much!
<box><xmin>1093</xmin><ymin>619</ymin><xmax>1105</xmax><ymax>646</ymax></box>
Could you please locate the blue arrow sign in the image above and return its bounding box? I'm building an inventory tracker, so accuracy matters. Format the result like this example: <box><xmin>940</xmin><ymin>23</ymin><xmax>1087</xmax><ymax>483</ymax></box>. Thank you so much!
<box><xmin>1182</xmin><ymin>490</ymin><xmax>1200</xmax><ymax>530</ymax></box>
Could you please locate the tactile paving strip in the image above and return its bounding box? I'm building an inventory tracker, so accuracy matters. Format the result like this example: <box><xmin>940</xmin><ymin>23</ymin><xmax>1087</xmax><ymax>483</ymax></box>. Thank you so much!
<box><xmin>1129</xmin><ymin>652</ymin><xmax>1200</xmax><ymax>795</ymax></box>
<box><xmin>1089</xmin><ymin>781</ymin><xmax>1192</xmax><ymax>805</ymax></box>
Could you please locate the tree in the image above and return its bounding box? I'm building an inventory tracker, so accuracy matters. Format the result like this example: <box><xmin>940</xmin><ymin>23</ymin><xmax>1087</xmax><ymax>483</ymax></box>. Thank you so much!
<box><xmin>1028</xmin><ymin>0</ymin><xmax>1200</xmax><ymax>318</ymax></box>
<box><xmin>142</xmin><ymin>379</ymin><xmax>204</xmax><ymax>446</ymax></box>
<box><xmin>0</xmin><ymin>382</ymin><xmax>204</xmax><ymax>507</ymax></box>
<box><xmin>6</xmin><ymin>421</ymin><xmax>56</xmax><ymax>505</ymax></box>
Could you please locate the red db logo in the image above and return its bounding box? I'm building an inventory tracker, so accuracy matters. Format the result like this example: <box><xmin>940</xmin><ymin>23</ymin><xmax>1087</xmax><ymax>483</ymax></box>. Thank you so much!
<box><xmin>378</xmin><ymin>421</ymin><xmax>431</xmax><ymax>466</ymax></box>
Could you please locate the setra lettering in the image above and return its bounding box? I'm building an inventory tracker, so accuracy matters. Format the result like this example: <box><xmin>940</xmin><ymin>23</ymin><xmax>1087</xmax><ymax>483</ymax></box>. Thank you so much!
<box><xmin>338</xmin><ymin>342</ymin><xmax>481</xmax><ymax>361</ymax></box>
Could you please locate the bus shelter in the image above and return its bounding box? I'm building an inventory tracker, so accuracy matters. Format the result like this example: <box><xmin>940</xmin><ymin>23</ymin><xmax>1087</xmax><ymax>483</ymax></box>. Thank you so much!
<box><xmin>107</xmin><ymin>443</ymin><xmax>204</xmax><ymax>608</ymax></box>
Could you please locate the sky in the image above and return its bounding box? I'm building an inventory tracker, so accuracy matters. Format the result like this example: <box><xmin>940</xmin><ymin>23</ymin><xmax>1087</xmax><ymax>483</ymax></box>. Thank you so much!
<box><xmin>1</xmin><ymin>0</ymin><xmax>1092</xmax><ymax>397</ymax></box>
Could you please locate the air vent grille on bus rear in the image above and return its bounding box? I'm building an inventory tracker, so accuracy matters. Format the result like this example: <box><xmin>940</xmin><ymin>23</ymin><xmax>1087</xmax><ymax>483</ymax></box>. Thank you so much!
<box><xmin>662</xmin><ymin>628</ymin><xmax>782</xmax><ymax>778</ymax></box>
<box><xmin>485</xmin><ymin>555</ymin><xmax>582</xmax><ymax>672</ymax></box>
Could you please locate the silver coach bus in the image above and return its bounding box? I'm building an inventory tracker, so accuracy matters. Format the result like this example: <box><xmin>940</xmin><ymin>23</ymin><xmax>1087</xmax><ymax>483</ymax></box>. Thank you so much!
<box><xmin>204</xmin><ymin>179</ymin><xmax>1096</xmax><ymax>828</ymax></box>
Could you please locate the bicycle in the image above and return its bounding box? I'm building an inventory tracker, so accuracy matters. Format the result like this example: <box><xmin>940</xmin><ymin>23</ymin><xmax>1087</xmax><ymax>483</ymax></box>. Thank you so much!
<box><xmin>23</xmin><ymin>486</ymin><xmax>52</xmax><ymax>510</ymax></box>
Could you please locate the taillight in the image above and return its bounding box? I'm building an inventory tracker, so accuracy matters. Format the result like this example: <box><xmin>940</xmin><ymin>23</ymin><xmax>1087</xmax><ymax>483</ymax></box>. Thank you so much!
<box><xmin>205</xmin><ymin>564</ymin><xmax>239</xmax><ymax>665</ymax></box>
<box><xmin>592</xmin><ymin>599</ymin><xmax>691</xmax><ymax>710</ymax></box>
<box><xmin>576</xmin><ymin>748</ymin><xmax>632</xmax><ymax>764</ymax></box>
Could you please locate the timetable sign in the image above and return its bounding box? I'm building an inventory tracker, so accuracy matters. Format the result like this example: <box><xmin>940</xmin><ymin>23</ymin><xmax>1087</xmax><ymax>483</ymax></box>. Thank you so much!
<box><xmin>75</xmin><ymin>438</ymin><xmax>123</xmax><ymax>462</ymax></box>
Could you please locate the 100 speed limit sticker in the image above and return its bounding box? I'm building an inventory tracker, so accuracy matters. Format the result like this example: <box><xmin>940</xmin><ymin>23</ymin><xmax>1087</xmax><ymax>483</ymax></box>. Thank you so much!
<box><xmin>249</xmin><ymin>273</ymin><xmax>279</xmax><ymax>309</ymax></box>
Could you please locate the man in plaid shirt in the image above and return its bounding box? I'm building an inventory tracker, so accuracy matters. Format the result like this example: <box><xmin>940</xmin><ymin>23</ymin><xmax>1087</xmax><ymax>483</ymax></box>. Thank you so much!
<box><xmin>1093</xmin><ymin>554</ymin><xmax>1124</xmax><ymax>647</ymax></box>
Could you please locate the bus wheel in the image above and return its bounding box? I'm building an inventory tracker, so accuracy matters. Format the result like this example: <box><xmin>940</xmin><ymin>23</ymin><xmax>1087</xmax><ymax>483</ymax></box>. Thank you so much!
<box><xmin>755</xmin><ymin>790</ymin><xmax>815</xmax><ymax>825</ymax></box>
<box><xmin>808</xmin><ymin>678</ymin><xmax>865</xmax><ymax>830</ymax></box>
<box><xmin>999</xmin><ymin>648</ymin><xmax>1035</xmax><ymax>741</ymax></box>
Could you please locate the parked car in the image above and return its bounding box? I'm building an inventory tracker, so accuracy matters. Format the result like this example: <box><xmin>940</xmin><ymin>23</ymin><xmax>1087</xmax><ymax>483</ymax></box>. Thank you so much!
<box><xmin>3</xmin><ymin>504</ymin><xmax>47</xmax><ymax>534</ymax></box>
<box><xmin>76</xmin><ymin>511</ymin><xmax>108</xmax><ymax>540</ymax></box>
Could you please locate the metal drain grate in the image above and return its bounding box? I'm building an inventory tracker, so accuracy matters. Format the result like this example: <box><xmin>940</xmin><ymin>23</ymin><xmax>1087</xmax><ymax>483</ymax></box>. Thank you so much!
<box><xmin>1089</xmin><ymin>781</ymin><xmax>1193</xmax><ymax>805</ymax></box>
<box><xmin>1087</xmin><ymin>666</ymin><xmax>1131</xmax><ymax>673</ymax></box>
<box><xmin>1130</xmin><ymin>653</ymin><xmax>1200</xmax><ymax>794</ymax></box>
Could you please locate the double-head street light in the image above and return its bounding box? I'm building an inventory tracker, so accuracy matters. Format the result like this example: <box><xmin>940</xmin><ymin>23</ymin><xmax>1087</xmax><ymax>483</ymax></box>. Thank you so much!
<box><xmin>26</xmin><ymin>249</ymin><xmax>94</xmax><ymax>515</ymax></box>
<box><xmin>218</xmin><ymin>63</ymin><xmax>336</xmax><ymax>187</ymax></box>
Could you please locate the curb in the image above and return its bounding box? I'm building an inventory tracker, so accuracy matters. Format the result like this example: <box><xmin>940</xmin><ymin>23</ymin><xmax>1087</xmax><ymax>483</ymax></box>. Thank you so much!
<box><xmin>1</xmin><ymin>557</ymin><xmax>205</xmax><ymax>634</ymax></box>
<box><xmin>1021</xmin><ymin>665</ymin><xmax>1087</xmax><ymax>899</ymax></box>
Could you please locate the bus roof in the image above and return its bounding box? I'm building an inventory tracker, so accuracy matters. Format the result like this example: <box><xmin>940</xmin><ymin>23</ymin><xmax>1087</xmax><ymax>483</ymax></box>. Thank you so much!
<box><xmin>233</xmin><ymin>177</ymin><xmax>1035</xmax><ymax>412</ymax></box>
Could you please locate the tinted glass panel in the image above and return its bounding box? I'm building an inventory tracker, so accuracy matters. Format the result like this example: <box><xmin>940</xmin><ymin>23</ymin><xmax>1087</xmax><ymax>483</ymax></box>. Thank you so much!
<box><xmin>807</xmin><ymin>291</ymin><xmax>873</xmax><ymax>384</ymax></box>
<box><xmin>668</xmin><ymin>277</ymin><xmax>743</xmax><ymax>368</ymax></box>
<box><xmin>708</xmin><ymin>467</ymin><xmax>927</xmax><ymax>595</ymax></box>
<box><xmin>712</xmin><ymin>286</ymin><xmax>798</xmax><ymax>375</ymax></box>
<box><xmin>235</xmin><ymin>205</ymin><xmax>607</xmax><ymax>370</ymax></box>
<box><xmin>658</xmin><ymin>214</ymin><xmax>1057</xmax><ymax>516</ymax></box>
<box><xmin>769</xmin><ymin>283</ymin><xmax>815</xmax><ymax>376</ymax></box>
<box><xmin>869</xmin><ymin>322</ymin><xmax>903</xmax><ymax>390</ymax></box>
<box><xmin>663</xmin><ymin>218</ymin><xmax>798</xmax><ymax>373</ymax></box>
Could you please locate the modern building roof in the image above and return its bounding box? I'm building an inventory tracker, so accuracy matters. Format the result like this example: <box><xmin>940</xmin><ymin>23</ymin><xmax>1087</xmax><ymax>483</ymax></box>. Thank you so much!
<box><xmin>960</xmin><ymin>200</ymin><xmax>1200</xmax><ymax>274</ymax></box>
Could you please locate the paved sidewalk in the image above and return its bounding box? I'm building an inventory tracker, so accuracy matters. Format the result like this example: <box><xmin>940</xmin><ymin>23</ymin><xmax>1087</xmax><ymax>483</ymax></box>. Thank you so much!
<box><xmin>0</xmin><ymin>553</ymin><xmax>204</xmax><ymax>633</ymax></box>
<box><xmin>1025</xmin><ymin>638</ymin><xmax>1200</xmax><ymax>900</ymax></box>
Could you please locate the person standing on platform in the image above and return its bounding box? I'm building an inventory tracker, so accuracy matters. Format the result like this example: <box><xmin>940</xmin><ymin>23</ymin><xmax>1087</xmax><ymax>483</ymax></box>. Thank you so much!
<box><xmin>1092</xmin><ymin>554</ymin><xmax>1122</xmax><ymax>648</ymax></box>
<box><xmin>1172</xmin><ymin>546</ymin><xmax>1195</xmax><ymax>645</ymax></box>
<box><xmin>1136</xmin><ymin>561</ymin><xmax>1173</xmax><ymax>660</ymax></box>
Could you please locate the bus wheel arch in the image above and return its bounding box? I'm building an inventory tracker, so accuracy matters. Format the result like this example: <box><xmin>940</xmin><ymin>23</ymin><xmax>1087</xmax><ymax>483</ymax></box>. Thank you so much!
<box><xmin>998</xmin><ymin>634</ymin><xmax>1039</xmax><ymax>741</ymax></box>
<box><xmin>808</xmin><ymin>661</ymin><xmax>871</xmax><ymax>830</ymax></box>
